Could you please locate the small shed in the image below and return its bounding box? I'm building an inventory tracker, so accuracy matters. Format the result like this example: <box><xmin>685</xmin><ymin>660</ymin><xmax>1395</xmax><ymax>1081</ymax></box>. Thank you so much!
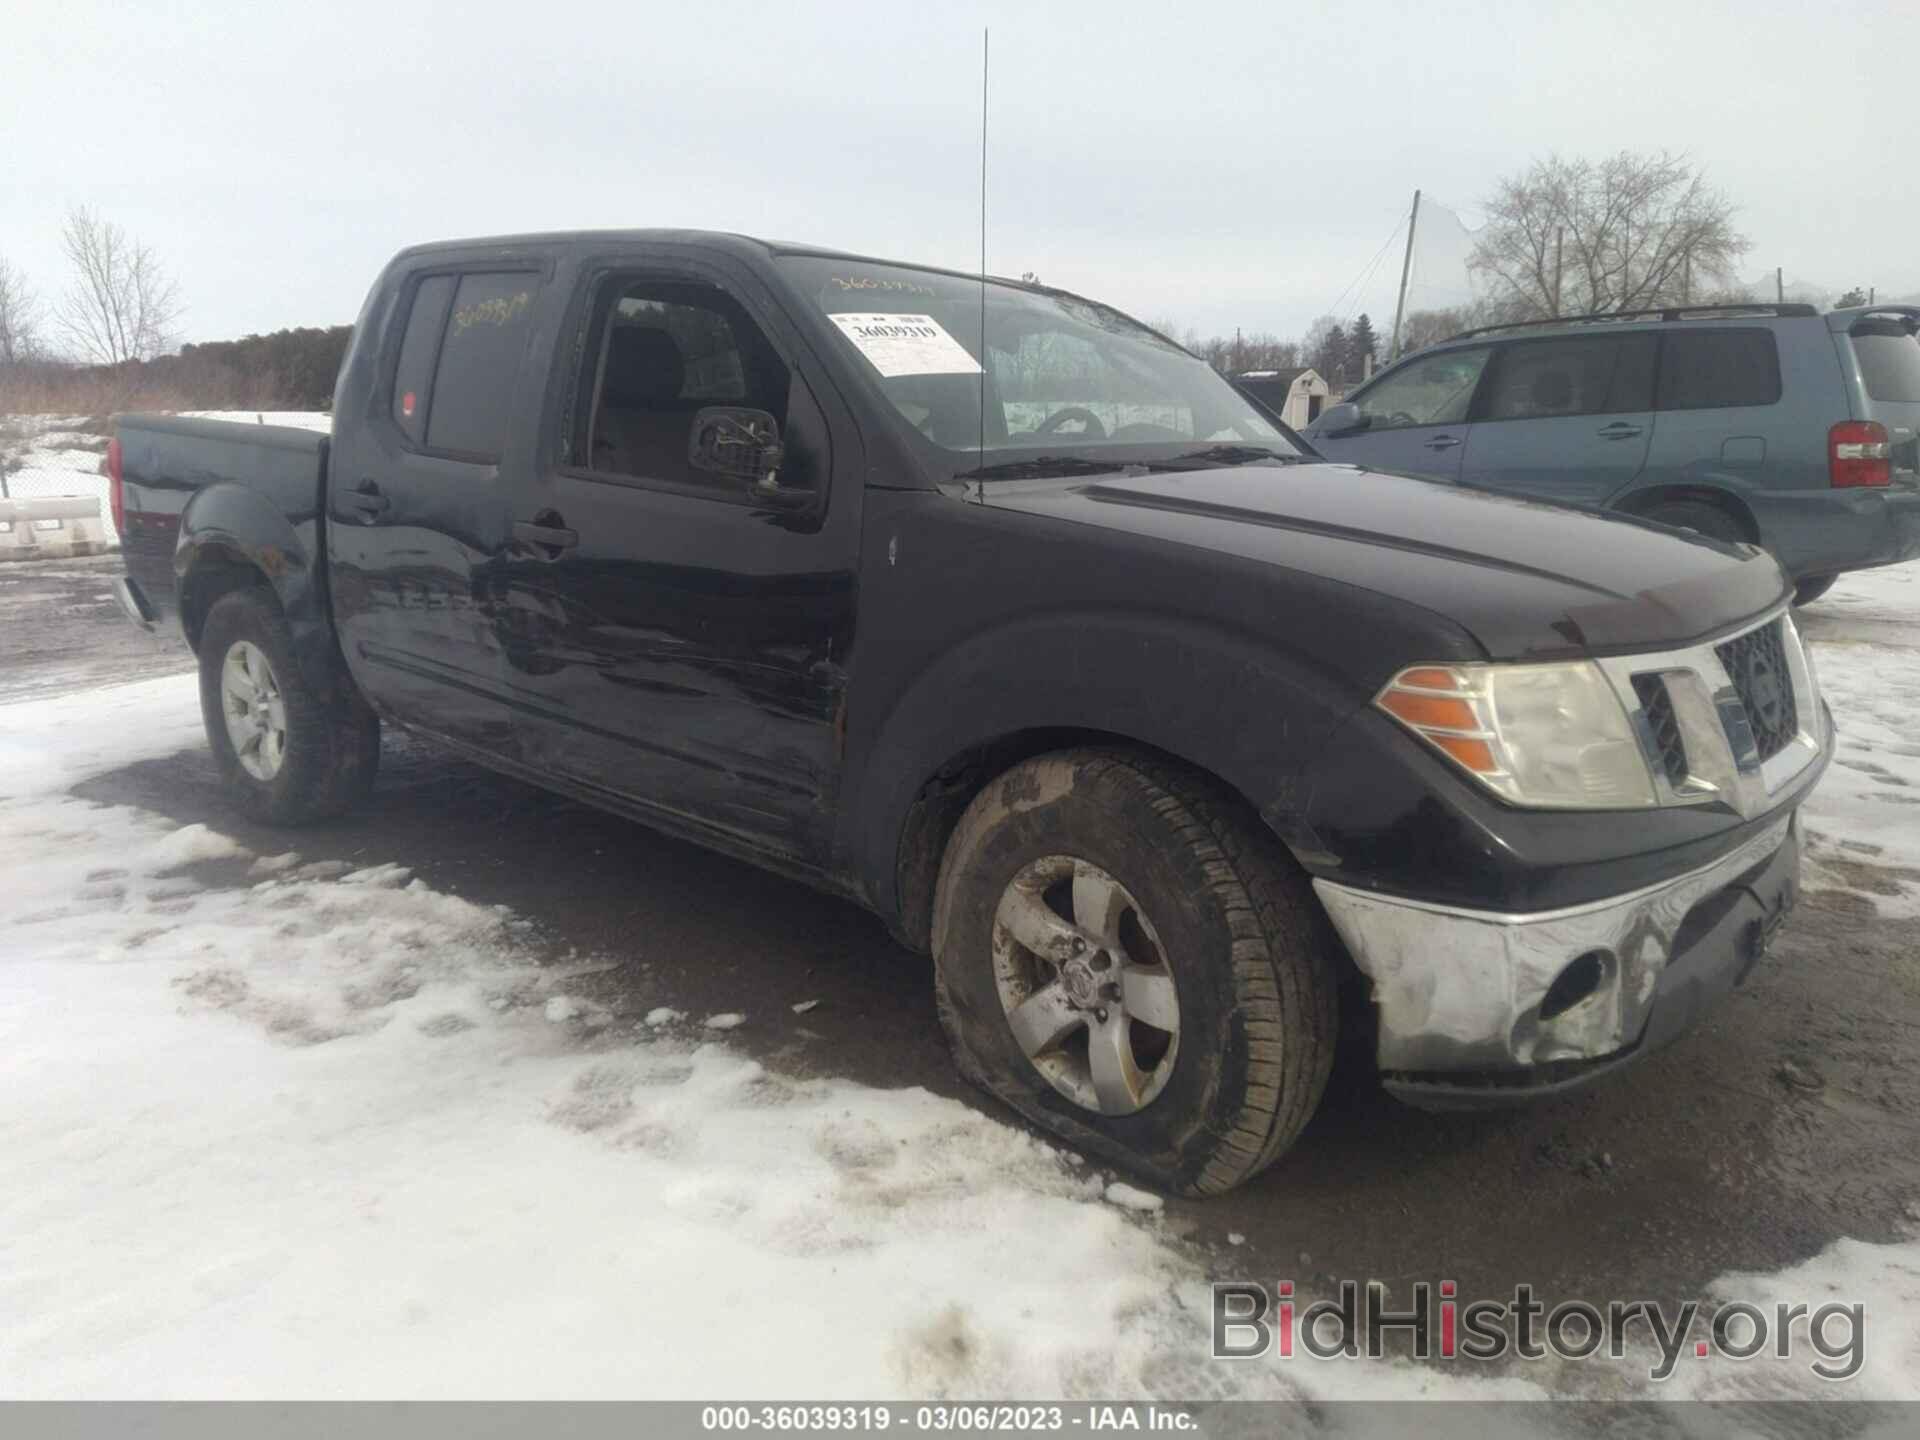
<box><xmin>1230</xmin><ymin>367</ymin><xmax>1331</xmax><ymax>430</ymax></box>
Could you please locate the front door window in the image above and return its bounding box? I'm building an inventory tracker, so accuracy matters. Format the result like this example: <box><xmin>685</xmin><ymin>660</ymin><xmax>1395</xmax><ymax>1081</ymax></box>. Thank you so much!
<box><xmin>1352</xmin><ymin>347</ymin><xmax>1492</xmax><ymax>431</ymax></box>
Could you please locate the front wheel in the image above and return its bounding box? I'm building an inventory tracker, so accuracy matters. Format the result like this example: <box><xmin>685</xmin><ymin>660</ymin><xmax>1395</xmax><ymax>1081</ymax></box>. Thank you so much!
<box><xmin>931</xmin><ymin>750</ymin><xmax>1339</xmax><ymax>1196</ymax></box>
<box><xmin>1793</xmin><ymin>573</ymin><xmax>1839</xmax><ymax>607</ymax></box>
<box><xmin>198</xmin><ymin>589</ymin><xmax>380</xmax><ymax>825</ymax></box>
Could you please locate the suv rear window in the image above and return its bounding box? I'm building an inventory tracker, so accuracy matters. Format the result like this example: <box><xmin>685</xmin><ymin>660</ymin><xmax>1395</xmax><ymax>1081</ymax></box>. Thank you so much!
<box><xmin>1852</xmin><ymin>331</ymin><xmax>1920</xmax><ymax>404</ymax></box>
<box><xmin>422</xmin><ymin>272</ymin><xmax>540</xmax><ymax>459</ymax></box>
<box><xmin>1656</xmin><ymin>330</ymin><xmax>1781</xmax><ymax>411</ymax></box>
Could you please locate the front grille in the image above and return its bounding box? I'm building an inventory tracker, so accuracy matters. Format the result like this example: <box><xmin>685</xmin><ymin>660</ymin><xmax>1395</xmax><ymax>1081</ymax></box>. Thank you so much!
<box><xmin>1715</xmin><ymin>620</ymin><xmax>1799</xmax><ymax>761</ymax></box>
<box><xmin>1631</xmin><ymin>674</ymin><xmax>1690</xmax><ymax>788</ymax></box>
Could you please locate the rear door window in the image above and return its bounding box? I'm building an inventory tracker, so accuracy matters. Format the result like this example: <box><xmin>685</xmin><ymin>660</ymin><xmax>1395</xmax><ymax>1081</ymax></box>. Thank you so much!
<box><xmin>1482</xmin><ymin>334</ymin><xmax>1656</xmax><ymax>420</ymax></box>
<box><xmin>390</xmin><ymin>275</ymin><xmax>455</xmax><ymax>446</ymax></box>
<box><xmin>422</xmin><ymin>272</ymin><xmax>540</xmax><ymax>459</ymax></box>
<box><xmin>1852</xmin><ymin>331</ymin><xmax>1920</xmax><ymax>403</ymax></box>
<box><xmin>1656</xmin><ymin>330</ymin><xmax>1782</xmax><ymax>411</ymax></box>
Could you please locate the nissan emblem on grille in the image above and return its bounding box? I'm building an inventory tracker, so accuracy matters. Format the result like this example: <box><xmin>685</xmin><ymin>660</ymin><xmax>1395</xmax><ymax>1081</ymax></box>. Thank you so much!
<box><xmin>1716</xmin><ymin>621</ymin><xmax>1799</xmax><ymax>762</ymax></box>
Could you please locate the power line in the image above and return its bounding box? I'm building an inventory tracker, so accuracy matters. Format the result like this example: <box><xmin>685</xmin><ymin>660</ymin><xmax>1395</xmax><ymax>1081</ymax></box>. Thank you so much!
<box><xmin>1337</xmin><ymin>232</ymin><xmax>1403</xmax><ymax>327</ymax></box>
<box><xmin>1322</xmin><ymin>208</ymin><xmax>1410</xmax><ymax>323</ymax></box>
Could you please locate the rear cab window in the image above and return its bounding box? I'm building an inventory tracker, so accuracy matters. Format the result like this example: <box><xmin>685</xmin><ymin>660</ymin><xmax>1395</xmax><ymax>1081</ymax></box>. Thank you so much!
<box><xmin>388</xmin><ymin>269</ymin><xmax>541</xmax><ymax>459</ymax></box>
<box><xmin>1656</xmin><ymin>329</ymin><xmax>1781</xmax><ymax>410</ymax></box>
<box><xmin>390</xmin><ymin>276</ymin><xmax>454</xmax><ymax>446</ymax></box>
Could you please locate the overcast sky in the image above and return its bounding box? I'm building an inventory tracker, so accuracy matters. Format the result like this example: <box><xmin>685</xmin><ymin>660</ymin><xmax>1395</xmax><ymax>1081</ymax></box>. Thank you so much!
<box><xmin>6</xmin><ymin>0</ymin><xmax>1914</xmax><ymax>349</ymax></box>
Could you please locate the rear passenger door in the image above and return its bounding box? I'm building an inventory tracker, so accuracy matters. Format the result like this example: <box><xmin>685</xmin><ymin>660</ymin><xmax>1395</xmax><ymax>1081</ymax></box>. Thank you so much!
<box><xmin>1457</xmin><ymin>332</ymin><xmax>1657</xmax><ymax>506</ymax></box>
<box><xmin>1634</xmin><ymin>328</ymin><xmax>1789</xmax><ymax>505</ymax></box>
<box><xmin>328</xmin><ymin>266</ymin><xmax>546</xmax><ymax>757</ymax></box>
<box><xmin>1308</xmin><ymin>346</ymin><xmax>1491</xmax><ymax>481</ymax></box>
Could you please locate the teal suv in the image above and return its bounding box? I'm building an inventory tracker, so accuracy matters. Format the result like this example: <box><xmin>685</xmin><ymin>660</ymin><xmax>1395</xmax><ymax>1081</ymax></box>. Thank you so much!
<box><xmin>1302</xmin><ymin>302</ymin><xmax>1920</xmax><ymax>605</ymax></box>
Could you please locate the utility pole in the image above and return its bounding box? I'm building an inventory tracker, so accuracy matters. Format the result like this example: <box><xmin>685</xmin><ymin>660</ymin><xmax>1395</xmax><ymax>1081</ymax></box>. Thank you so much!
<box><xmin>1870</xmin><ymin>286</ymin><xmax>1876</xmax><ymax>304</ymax></box>
<box><xmin>1388</xmin><ymin>189</ymin><xmax>1421</xmax><ymax>361</ymax></box>
<box><xmin>1553</xmin><ymin>228</ymin><xmax>1564</xmax><ymax>316</ymax></box>
<box><xmin>1776</xmin><ymin>267</ymin><xmax>1784</xmax><ymax>304</ymax></box>
<box><xmin>1683</xmin><ymin>253</ymin><xmax>1691</xmax><ymax>306</ymax></box>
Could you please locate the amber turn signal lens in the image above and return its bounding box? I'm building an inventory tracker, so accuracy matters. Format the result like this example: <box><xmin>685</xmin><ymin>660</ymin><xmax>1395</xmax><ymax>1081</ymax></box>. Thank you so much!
<box><xmin>1395</xmin><ymin>667</ymin><xmax>1461</xmax><ymax>691</ymax></box>
<box><xmin>1430</xmin><ymin>734</ymin><xmax>1499</xmax><ymax>774</ymax></box>
<box><xmin>1377</xmin><ymin>691</ymin><xmax>1479</xmax><ymax>732</ymax></box>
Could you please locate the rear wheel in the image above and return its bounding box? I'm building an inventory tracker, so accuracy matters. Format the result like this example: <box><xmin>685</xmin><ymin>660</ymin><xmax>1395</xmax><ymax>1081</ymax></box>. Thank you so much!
<box><xmin>1793</xmin><ymin>573</ymin><xmax>1839</xmax><ymax>607</ymax></box>
<box><xmin>931</xmin><ymin>749</ymin><xmax>1339</xmax><ymax>1196</ymax></box>
<box><xmin>1639</xmin><ymin>499</ymin><xmax>1748</xmax><ymax>546</ymax></box>
<box><xmin>198</xmin><ymin>589</ymin><xmax>379</xmax><ymax>825</ymax></box>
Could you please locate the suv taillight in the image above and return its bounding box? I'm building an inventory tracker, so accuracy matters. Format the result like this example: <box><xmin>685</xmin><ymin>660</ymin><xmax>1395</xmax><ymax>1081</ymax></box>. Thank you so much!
<box><xmin>1830</xmin><ymin>421</ymin><xmax>1891</xmax><ymax>488</ymax></box>
<box><xmin>107</xmin><ymin>436</ymin><xmax>124</xmax><ymax>534</ymax></box>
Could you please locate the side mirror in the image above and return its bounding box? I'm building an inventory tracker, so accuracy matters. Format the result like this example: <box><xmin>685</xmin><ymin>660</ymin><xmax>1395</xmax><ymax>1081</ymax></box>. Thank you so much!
<box><xmin>1316</xmin><ymin>401</ymin><xmax>1365</xmax><ymax>436</ymax></box>
<box><xmin>688</xmin><ymin>406</ymin><xmax>793</xmax><ymax>498</ymax></box>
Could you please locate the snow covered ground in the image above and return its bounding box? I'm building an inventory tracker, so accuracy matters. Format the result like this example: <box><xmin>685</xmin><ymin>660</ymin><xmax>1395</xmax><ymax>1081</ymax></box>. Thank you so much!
<box><xmin>1</xmin><ymin>568</ymin><xmax>1917</xmax><ymax>1403</ymax></box>
<box><xmin>1796</xmin><ymin>561</ymin><xmax>1920</xmax><ymax>916</ymax></box>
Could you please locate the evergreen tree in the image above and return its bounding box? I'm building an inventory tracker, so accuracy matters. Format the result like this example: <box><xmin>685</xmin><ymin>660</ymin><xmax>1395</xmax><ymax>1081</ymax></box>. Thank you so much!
<box><xmin>1349</xmin><ymin>313</ymin><xmax>1379</xmax><ymax>376</ymax></box>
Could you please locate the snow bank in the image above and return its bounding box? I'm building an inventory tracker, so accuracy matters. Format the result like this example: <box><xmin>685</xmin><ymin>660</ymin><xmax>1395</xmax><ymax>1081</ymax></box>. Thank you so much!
<box><xmin>1797</xmin><ymin>564</ymin><xmax>1920</xmax><ymax>917</ymax></box>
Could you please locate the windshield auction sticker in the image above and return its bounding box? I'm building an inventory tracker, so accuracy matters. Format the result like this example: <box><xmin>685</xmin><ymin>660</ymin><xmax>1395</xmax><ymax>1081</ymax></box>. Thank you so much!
<box><xmin>827</xmin><ymin>312</ymin><xmax>982</xmax><ymax>377</ymax></box>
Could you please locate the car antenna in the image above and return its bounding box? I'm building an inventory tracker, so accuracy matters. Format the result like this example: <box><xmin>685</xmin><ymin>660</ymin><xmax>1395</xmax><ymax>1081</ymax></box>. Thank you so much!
<box><xmin>976</xmin><ymin>26</ymin><xmax>988</xmax><ymax>505</ymax></box>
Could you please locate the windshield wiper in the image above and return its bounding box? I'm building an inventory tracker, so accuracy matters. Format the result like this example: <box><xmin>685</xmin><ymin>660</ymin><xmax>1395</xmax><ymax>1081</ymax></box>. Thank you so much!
<box><xmin>1162</xmin><ymin>444</ymin><xmax>1301</xmax><ymax>468</ymax></box>
<box><xmin>952</xmin><ymin>456</ymin><xmax>1129</xmax><ymax>482</ymax></box>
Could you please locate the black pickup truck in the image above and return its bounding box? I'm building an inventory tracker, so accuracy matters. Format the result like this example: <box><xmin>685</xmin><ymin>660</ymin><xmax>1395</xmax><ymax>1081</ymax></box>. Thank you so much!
<box><xmin>110</xmin><ymin>230</ymin><xmax>1832</xmax><ymax>1194</ymax></box>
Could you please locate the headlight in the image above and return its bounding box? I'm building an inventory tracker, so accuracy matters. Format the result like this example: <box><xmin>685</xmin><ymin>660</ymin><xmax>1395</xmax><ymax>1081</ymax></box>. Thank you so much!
<box><xmin>1375</xmin><ymin>661</ymin><xmax>1657</xmax><ymax>809</ymax></box>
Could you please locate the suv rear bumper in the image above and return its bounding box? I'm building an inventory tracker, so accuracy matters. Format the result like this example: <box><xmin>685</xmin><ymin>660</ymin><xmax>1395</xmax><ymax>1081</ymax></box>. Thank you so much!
<box><xmin>1315</xmin><ymin>809</ymin><xmax>1801</xmax><ymax>1106</ymax></box>
<box><xmin>1752</xmin><ymin>484</ymin><xmax>1920</xmax><ymax>578</ymax></box>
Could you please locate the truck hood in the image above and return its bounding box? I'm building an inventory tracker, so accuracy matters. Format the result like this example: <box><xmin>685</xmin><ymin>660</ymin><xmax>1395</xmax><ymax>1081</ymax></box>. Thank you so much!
<box><xmin>982</xmin><ymin>462</ymin><xmax>1790</xmax><ymax>661</ymax></box>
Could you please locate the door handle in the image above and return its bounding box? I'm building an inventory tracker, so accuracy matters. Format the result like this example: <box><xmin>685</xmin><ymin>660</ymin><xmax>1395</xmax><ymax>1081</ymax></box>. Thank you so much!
<box><xmin>513</xmin><ymin>516</ymin><xmax>579</xmax><ymax>557</ymax></box>
<box><xmin>1423</xmin><ymin>434</ymin><xmax>1463</xmax><ymax>450</ymax></box>
<box><xmin>1597</xmin><ymin>423</ymin><xmax>1644</xmax><ymax>440</ymax></box>
<box><xmin>346</xmin><ymin>480</ymin><xmax>389</xmax><ymax>519</ymax></box>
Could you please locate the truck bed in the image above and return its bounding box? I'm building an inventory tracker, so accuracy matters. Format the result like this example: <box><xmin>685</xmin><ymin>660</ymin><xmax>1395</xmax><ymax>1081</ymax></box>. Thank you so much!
<box><xmin>117</xmin><ymin>415</ymin><xmax>331</xmax><ymax>636</ymax></box>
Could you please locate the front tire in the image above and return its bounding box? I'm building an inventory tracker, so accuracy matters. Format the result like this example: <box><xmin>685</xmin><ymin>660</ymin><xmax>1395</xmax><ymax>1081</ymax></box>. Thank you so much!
<box><xmin>931</xmin><ymin>749</ymin><xmax>1339</xmax><ymax>1196</ymax></box>
<box><xmin>1793</xmin><ymin>573</ymin><xmax>1839</xmax><ymax>607</ymax></box>
<box><xmin>198</xmin><ymin>589</ymin><xmax>379</xmax><ymax>825</ymax></box>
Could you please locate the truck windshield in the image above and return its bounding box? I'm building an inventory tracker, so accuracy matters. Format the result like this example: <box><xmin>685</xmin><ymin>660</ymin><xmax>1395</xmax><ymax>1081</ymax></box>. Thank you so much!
<box><xmin>777</xmin><ymin>257</ymin><xmax>1299</xmax><ymax>477</ymax></box>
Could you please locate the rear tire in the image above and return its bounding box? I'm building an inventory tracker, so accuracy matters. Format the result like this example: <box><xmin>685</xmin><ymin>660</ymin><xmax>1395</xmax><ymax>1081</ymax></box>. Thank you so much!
<box><xmin>198</xmin><ymin>589</ymin><xmax>379</xmax><ymax>825</ymax></box>
<box><xmin>1640</xmin><ymin>499</ymin><xmax>1748</xmax><ymax>546</ymax></box>
<box><xmin>931</xmin><ymin>749</ymin><xmax>1339</xmax><ymax>1196</ymax></box>
<box><xmin>1793</xmin><ymin>573</ymin><xmax>1839</xmax><ymax>607</ymax></box>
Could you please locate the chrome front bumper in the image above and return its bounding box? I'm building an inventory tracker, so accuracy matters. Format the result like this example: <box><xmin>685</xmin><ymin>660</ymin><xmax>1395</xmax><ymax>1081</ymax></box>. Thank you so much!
<box><xmin>1315</xmin><ymin>811</ymin><xmax>1800</xmax><ymax>1088</ymax></box>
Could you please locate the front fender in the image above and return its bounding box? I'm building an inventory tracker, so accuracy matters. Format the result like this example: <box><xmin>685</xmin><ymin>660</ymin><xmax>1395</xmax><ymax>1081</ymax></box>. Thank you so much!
<box><xmin>841</xmin><ymin>610</ymin><xmax>1364</xmax><ymax>926</ymax></box>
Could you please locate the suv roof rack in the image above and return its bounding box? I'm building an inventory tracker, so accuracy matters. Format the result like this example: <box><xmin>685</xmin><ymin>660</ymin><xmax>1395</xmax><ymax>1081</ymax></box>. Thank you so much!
<box><xmin>1446</xmin><ymin>302</ymin><xmax>1819</xmax><ymax>343</ymax></box>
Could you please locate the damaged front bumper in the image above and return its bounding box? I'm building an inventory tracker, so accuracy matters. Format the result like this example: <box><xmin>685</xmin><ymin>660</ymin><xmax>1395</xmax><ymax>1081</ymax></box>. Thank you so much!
<box><xmin>1314</xmin><ymin>811</ymin><xmax>1802</xmax><ymax>1107</ymax></box>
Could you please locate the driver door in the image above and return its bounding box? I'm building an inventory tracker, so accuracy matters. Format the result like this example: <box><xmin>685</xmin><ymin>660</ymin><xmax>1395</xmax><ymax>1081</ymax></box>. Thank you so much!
<box><xmin>1306</xmin><ymin>344</ymin><xmax>1492</xmax><ymax>482</ymax></box>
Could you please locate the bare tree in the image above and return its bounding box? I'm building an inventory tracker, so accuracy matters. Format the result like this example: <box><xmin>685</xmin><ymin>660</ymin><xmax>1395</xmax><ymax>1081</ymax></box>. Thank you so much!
<box><xmin>0</xmin><ymin>255</ymin><xmax>43</xmax><ymax>365</ymax></box>
<box><xmin>57</xmin><ymin>206</ymin><xmax>183</xmax><ymax>365</ymax></box>
<box><xmin>1469</xmin><ymin>152</ymin><xmax>1749</xmax><ymax>319</ymax></box>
